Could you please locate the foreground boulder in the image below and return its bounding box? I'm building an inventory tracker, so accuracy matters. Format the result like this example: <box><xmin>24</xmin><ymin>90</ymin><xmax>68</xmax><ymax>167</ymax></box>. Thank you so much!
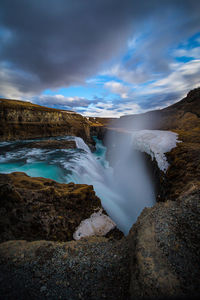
<box><xmin>128</xmin><ymin>188</ymin><xmax>200</xmax><ymax>298</ymax></box>
<box><xmin>0</xmin><ymin>172</ymin><xmax>102</xmax><ymax>242</ymax></box>
<box><xmin>0</xmin><ymin>237</ymin><xmax>130</xmax><ymax>300</ymax></box>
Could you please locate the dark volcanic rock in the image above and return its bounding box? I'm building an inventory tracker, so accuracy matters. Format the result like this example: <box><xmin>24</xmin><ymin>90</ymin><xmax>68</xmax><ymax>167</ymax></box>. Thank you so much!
<box><xmin>0</xmin><ymin>172</ymin><xmax>102</xmax><ymax>243</ymax></box>
<box><xmin>0</xmin><ymin>237</ymin><xmax>130</xmax><ymax>300</ymax></box>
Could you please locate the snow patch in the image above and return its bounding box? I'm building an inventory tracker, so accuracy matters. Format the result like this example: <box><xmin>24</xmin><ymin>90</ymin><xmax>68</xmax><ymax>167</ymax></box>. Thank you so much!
<box><xmin>73</xmin><ymin>209</ymin><xmax>116</xmax><ymax>240</ymax></box>
<box><xmin>131</xmin><ymin>130</ymin><xmax>181</xmax><ymax>172</ymax></box>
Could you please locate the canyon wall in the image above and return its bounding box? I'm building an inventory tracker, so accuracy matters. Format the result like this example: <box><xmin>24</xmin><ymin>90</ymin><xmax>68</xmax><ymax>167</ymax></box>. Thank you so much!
<box><xmin>0</xmin><ymin>98</ymin><xmax>95</xmax><ymax>147</ymax></box>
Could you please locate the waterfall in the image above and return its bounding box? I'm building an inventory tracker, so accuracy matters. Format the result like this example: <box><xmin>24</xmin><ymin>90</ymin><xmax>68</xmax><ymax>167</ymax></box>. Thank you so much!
<box><xmin>0</xmin><ymin>134</ymin><xmax>157</xmax><ymax>235</ymax></box>
<box><xmin>69</xmin><ymin>136</ymin><xmax>155</xmax><ymax>235</ymax></box>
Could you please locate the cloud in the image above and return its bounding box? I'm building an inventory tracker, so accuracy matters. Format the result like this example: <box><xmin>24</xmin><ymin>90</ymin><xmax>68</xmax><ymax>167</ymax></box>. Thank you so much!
<box><xmin>103</xmin><ymin>64</ymin><xmax>150</xmax><ymax>85</ymax></box>
<box><xmin>0</xmin><ymin>0</ymin><xmax>200</xmax><ymax>116</ymax></box>
<box><xmin>104</xmin><ymin>81</ymin><xmax>130</xmax><ymax>98</ymax></box>
<box><xmin>0</xmin><ymin>0</ymin><xmax>136</xmax><ymax>94</ymax></box>
<box><xmin>102</xmin><ymin>3</ymin><xmax>200</xmax><ymax>88</ymax></box>
<box><xmin>174</xmin><ymin>47</ymin><xmax>200</xmax><ymax>59</ymax></box>
<box><xmin>30</xmin><ymin>94</ymin><xmax>142</xmax><ymax>117</ymax></box>
<box><xmin>29</xmin><ymin>58</ymin><xmax>200</xmax><ymax>116</ymax></box>
<box><xmin>32</xmin><ymin>94</ymin><xmax>98</xmax><ymax>110</ymax></box>
<box><xmin>0</xmin><ymin>64</ymin><xmax>40</xmax><ymax>99</ymax></box>
<box><xmin>81</xmin><ymin>101</ymin><xmax>141</xmax><ymax>118</ymax></box>
<box><xmin>123</xmin><ymin>59</ymin><xmax>200</xmax><ymax>111</ymax></box>
<box><xmin>0</xmin><ymin>0</ymin><xmax>200</xmax><ymax>96</ymax></box>
<box><xmin>149</xmin><ymin>60</ymin><xmax>200</xmax><ymax>94</ymax></box>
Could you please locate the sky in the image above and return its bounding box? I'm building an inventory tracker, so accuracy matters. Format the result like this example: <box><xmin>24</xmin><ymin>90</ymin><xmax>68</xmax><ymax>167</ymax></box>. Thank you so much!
<box><xmin>0</xmin><ymin>0</ymin><xmax>200</xmax><ymax>117</ymax></box>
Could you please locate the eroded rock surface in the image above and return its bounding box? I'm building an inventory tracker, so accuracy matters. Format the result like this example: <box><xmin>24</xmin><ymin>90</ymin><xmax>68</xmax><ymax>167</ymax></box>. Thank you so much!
<box><xmin>0</xmin><ymin>237</ymin><xmax>130</xmax><ymax>300</ymax></box>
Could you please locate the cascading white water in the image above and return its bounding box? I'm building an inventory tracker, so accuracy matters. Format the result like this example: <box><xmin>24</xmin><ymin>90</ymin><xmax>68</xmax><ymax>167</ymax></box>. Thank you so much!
<box><xmin>74</xmin><ymin>137</ymin><xmax>91</xmax><ymax>153</ymax></box>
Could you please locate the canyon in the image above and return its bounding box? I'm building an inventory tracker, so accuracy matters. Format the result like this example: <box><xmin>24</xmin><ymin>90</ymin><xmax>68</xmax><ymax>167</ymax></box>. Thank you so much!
<box><xmin>0</xmin><ymin>88</ymin><xmax>200</xmax><ymax>299</ymax></box>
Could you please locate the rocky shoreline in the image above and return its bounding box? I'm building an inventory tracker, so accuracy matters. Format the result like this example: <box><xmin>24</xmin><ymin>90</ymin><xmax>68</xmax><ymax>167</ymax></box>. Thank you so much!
<box><xmin>0</xmin><ymin>88</ymin><xmax>200</xmax><ymax>299</ymax></box>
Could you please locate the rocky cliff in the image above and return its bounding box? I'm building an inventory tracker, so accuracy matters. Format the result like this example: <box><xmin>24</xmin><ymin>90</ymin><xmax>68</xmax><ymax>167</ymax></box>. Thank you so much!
<box><xmin>0</xmin><ymin>98</ymin><xmax>95</xmax><ymax>147</ymax></box>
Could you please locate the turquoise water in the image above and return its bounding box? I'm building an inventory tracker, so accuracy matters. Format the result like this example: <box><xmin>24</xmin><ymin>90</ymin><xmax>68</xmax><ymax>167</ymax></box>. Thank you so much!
<box><xmin>0</xmin><ymin>136</ymin><xmax>108</xmax><ymax>183</ymax></box>
<box><xmin>0</xmin><ymin>161</ymin><xmax>64</xmax><ymax>182</ymax></box>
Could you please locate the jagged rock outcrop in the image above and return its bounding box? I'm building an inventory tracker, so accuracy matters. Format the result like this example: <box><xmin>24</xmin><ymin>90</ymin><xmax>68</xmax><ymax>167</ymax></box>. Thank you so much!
<box><xmin>0</xmin><ymin>98</ymin><xmax>94</xmax><ymax>147</ymax></box>
<box><xmin>128</xmin><ymin>188</ymin><xmax>200</xmax><ymax>299</ymax></box>
<box><xmin>0</xmin><ymin>172</ymin><xmax>102</xmax><ymax>243</ymax></box>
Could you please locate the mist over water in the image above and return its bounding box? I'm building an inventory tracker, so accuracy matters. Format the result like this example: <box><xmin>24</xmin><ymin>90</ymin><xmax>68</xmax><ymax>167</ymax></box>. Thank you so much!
<box><xmin>104</xmin><ymin>131</ymin><xmax>155</xmax><ymax>233</ymax></box>
<box><xmin>0</xmin><ymin>134</ymin><xmax>155</xmax><ymax>234</ymax></box>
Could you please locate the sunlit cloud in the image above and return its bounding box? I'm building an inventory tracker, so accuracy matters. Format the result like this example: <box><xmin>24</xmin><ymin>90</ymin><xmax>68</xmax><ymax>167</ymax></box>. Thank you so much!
<box><xmin>104</xmin><ymin>81</ymin><xmax>130</xmax><ymax>99</ymax></box>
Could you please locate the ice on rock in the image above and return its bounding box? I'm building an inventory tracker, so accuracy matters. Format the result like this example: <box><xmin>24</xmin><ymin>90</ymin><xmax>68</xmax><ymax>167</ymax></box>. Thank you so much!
<box><xmin>73</xmin><ymin>209</ymin><xmax>116</xmax><ymax>240</ymax></box>
<box><xmin>131</xmin><ymin>130</ymin><xmax>181</xmax><ymax>172</ymax></box>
